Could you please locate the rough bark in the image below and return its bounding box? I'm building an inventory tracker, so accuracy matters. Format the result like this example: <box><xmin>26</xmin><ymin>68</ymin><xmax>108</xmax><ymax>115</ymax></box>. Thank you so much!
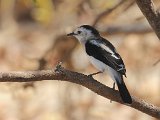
<box><xmin>136</xmin><ymin>0</ymin><xmax>160</xmax><ymax>40</ymax></box>
<box><xmin>0</xmin><ymin>65</ymin><xmax>159</xmax><ymax>119</ymax></box>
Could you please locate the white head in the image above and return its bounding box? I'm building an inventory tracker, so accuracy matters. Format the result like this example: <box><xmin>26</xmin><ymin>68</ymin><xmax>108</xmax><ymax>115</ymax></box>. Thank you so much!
<box><xmin>67</xmin><ymin>25</ymin><xmax>100</xmax><ymax>43</ymax></box>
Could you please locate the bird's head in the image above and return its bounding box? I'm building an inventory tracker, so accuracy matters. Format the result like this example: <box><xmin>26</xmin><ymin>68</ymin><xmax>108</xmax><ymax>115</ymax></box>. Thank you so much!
<box><xmin>67</xmin><ymin>25</ymin><xmax>100</xmax><ymax>43</ymax></box>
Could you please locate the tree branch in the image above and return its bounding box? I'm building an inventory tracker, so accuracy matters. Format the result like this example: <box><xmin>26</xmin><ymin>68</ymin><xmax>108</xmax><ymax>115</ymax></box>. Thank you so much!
<box><xmin>136</xmin><ymin>0</ymin><xmax>160</xmax><ymax>40</ymax></box>
<box><xmin>0</xmin><ymin>65</ymin><xmax>159</xmax><ymax>118</ymax></box>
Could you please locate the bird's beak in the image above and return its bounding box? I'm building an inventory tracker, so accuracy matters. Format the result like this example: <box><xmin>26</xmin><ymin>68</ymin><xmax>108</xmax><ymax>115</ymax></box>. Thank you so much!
<box><xmin>67</xmin><ymin>32</ymin><xmax>75</xmax><ymax>36</ymax></box>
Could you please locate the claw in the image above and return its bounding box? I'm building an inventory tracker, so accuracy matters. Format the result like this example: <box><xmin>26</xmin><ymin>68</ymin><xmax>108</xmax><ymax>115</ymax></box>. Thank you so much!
<box><xmin>88</xmin><ymin>74</ymin><xmax>94</xmax><ymax>78</ymax></box>
<box><xmin>54</xmin><ymin>61</ymin><xmax>63</xmax><ymax>72</ymax></box>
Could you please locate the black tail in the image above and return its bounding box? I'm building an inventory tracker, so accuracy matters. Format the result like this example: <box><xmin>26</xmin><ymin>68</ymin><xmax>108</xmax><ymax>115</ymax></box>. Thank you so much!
<box><xmin>116</xmin><ymin>76</ymin><xmax>132</xmax><ymax>104</ymax></box>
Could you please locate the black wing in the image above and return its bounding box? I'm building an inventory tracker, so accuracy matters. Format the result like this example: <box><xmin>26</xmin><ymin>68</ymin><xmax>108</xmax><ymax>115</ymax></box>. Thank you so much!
<box><xmin>85</xmin><ymin>38</ymin><xmax>126</xmax><ymax>76</ymax></box>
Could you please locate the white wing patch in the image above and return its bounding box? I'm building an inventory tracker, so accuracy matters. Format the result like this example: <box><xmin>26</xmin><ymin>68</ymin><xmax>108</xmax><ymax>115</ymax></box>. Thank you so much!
<box><xmin>100</xmin><ymin>44</ymin><xmax>114</xmax><ymax>54</ymax></box>
<box><xmin>100</xmin><ymin>44</ymin><xmax>120</xmax><ymax>59</ymax></box>
<box><xmin>111</xmin><ymin>54</ymin><xmax>120</xmax><ymax>59</ymax></box>
<box><xmin>90</xmin><ymin>40</ymin><xmax>120</xmax><ymax>59</ymax></box>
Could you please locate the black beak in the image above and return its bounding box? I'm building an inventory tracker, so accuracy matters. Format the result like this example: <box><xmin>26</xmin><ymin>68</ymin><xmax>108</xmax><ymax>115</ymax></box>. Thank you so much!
<box><xmin>67</xmin><ymin>32</ymin><xmax>75</xmax><ymax>36</ymax></box>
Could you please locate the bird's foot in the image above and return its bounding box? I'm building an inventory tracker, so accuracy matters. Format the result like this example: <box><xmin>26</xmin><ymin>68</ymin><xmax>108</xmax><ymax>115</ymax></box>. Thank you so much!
<box><xmin>54</xmin><ymin>61</ymin><xmax>63</xmax><ymax>72</ymax></box>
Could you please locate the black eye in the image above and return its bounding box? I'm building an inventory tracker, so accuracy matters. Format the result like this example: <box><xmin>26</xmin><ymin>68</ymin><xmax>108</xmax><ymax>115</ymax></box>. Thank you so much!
<box><xmin>77</xmin><ymin>31</ymin><xmax>81</xmax><ymax>34</ymax></box>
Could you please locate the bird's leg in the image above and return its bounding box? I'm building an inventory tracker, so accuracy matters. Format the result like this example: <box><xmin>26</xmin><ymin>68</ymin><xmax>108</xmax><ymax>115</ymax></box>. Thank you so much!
<box><xmin>88</xmin><ymin>71</ymin><xmax>103</xmax><ymax>77</ymax></box>
<box><xmin>110</xmin><ymin>82</ymin><xmax>116</xmax><ymax>103</ymax></box>
<box><xmin>112</xmin><ymin>82</ymin><xmax>115</xmax><ymax>90</ymax></box>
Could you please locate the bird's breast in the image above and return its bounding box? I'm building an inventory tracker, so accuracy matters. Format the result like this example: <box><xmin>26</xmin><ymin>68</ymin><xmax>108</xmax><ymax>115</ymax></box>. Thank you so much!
<box><xmin>88</xmin><ymin>56</ymin><xmax>107</xmax><ymax>72</ymax></box>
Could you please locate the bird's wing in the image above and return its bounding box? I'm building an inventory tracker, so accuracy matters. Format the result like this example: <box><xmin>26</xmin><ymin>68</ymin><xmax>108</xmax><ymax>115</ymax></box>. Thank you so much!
<box><xmin>85</xmin><ymin>39</ymin><xmax>126</xmax><ymax>76</ymax></box>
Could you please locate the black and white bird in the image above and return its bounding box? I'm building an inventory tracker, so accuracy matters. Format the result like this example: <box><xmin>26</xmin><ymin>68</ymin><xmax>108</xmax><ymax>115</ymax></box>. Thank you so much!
<box><xmin>67</xmin><ymin>25</ymin><xmax>132</xmax><ymax>104</ymax></box>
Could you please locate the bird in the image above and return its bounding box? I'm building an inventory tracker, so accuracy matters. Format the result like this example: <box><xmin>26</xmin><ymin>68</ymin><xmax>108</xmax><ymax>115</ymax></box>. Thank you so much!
<box><xmin>67</xmin><ymin>25</ymin><xmax>132</xmax><ymax>104</ymax></box>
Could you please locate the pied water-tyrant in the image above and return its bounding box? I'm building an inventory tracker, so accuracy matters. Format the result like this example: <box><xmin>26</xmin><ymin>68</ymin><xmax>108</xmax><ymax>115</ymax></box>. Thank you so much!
<box><xmin>67</xmin><ymin>25</ymin><xmax>132</xmax><ymax>104</ymax></box>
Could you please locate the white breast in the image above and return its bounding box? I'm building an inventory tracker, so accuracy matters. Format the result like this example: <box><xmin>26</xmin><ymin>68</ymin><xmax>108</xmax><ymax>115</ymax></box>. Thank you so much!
<box><xmin>89</xmin><ymin>56</ymin><xmax>107</xmax><ymax>72</ymax></box>
<box><xmin>88</xmin><ymin>56</ymin><xmax>120</xmax><ymax>83</ymax></box>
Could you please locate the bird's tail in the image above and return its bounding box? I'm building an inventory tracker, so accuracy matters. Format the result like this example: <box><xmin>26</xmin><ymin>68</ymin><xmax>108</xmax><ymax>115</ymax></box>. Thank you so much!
<box><xmin>116</xmin><ymin>76</ymin><xmax>132</xmax><ymax>104</ymax></box>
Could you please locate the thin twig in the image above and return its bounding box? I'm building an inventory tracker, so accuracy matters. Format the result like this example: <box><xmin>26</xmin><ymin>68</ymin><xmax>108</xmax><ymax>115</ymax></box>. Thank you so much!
<box><xmin>153</xmin><ymin>59</ymin><xmax>160</xmax><ymax>66</ymax></box>
<box><xmin>92</xmin><ymin>0</ymin><xmax>126</xmax><ymax>27</ymax></box>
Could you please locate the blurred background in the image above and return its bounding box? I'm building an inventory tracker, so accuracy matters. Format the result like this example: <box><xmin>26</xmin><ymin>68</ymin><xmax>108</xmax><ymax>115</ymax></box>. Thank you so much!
<box><xmin>0</xmin><ymin>0</ymin><xmax>159</xmax><ymax>120</ymax></box>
